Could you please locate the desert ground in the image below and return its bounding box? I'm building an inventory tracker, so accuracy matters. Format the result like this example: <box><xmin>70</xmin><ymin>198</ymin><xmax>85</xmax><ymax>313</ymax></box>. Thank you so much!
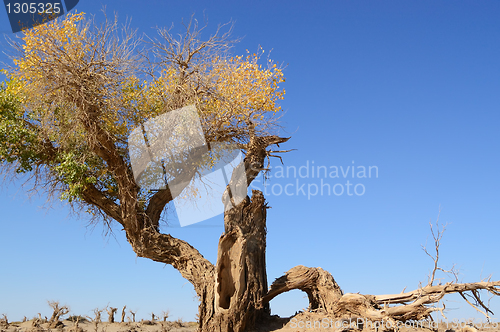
<box><xmin>2</xmin><ymin>311</ymin><xmax>498</xmax><ymax>332</ymax></box>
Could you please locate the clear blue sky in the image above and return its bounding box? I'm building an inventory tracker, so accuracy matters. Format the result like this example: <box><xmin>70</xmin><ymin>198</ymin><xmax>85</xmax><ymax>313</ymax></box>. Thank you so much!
<box><xmin>1</xmin><ymin>0</ymin><xmax>499</xmax><ymax>323</ymax></box>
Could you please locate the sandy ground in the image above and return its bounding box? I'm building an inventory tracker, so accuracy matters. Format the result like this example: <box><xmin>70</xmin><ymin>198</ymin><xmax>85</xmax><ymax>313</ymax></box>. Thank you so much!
<box><xmin>261</xmin><ymin>312</ymin><xmax>500</xmax><ymax>332</ymax></box>
<box><xmin>0</xmin><ymin>320</ymin><xmax>197</xmax><ymax>332</ymax></box>
<box><xmin>2</xmin><ymin>313</ymin><xmax>499</xmax><ymax>332</ymax></box>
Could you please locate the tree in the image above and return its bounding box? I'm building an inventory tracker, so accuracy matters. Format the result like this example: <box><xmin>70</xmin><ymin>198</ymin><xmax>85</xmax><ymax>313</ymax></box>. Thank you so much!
<box><xmin>120</xmin><ymin>306</ymin><xmax>127</xmax><ymax>323</ymax></box>
<box><xmin>107</xmin><ymin>307</ymin><xmax>117</xmax><ymax>323</ymax></box>
<box><xmin>1</xmin><ymin>12</ymin><xmax>499</xmax><ymax>332</ymax></box>
<box><xmin>1</xmin><ymin>12</ymin><xmax>285</xmax><ymax>331</ymax></box>
<box><xmin>47</xmin><ymin>301</ymin><xmax>69</xmax><ymax>328</ymax></box>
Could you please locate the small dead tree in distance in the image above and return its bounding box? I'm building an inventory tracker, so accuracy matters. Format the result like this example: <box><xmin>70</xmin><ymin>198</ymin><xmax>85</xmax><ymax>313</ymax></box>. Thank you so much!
<box><xmin>161</xmin><ymin>310</ymin><xmax>170</xmax><ymax>322</ymax></box>
<box><xmin>120</xmin><ymin>306</ymin><xmax>126</xmax><ymax>323</ymax></box>
<box><xmin>93</xmin><ymin>308</ymin><xmax>103</xmax><ymax>323</ymax></box>
<box><xmin>0</xmin><ymin>314</ymin><xmax>9</xmax><ymax>328</ymax></box>
<box><xmin>1</xmin><ymin>11</ymin><xmax>499</xmax><ymax>332</ymax></box>
<box><xmin>128</xmin><ymin>310</ymin><xmax>136</xmax><ymax>323</ymax></box>
<box><xmin>107</xmin><ymin>307</ymin><xmax>117</xmax><ymax>323</ymax></box>
<box><xmin>47</xmin><ymin>301</ymin><xmax>69</xmax><ymax>328</ymax></box>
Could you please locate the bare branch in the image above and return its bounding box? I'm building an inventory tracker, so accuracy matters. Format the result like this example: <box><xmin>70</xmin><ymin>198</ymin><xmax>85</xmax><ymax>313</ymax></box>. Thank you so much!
<box><xmin>47</xmin><ymin>301</ymin><xmax>70</xmax><ymax>328</ymax></box>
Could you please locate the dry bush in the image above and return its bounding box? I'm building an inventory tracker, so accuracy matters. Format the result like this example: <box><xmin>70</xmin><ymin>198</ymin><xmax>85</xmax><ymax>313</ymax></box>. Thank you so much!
<box><xmin>173</xmin><ymin>318</ymin><xmax>184</xmax><ymax>328</ymax></box>
<box><xmin>128</xmin><ymin>311</ymin><xmax>136</xmax><ymax>323</ymax></box>
<box><xmin>34</xmin><ymin>314</ymin><xmax>46</xmax><ymax>324</ymax></box>
<box><xmin>159</xmin><ymin>321</ymin><xmax>172</xmax><ymax>332</ymax></box>
<box><xmin>0</xmin><ymin>314</ymin><xmax>8</xmax><ymax>328</ymax></box>
<box><xmin>47</xmin><ymin>301</ymin><xmax>69</xmax><ymax>328</ymax></box>
<box><xmin>88</xmin><ymin>307</ymin><xmax>105</xmax><ymax>332</ymax></box>
<box><xmin>160</xmin><ymin>310</ymin><xmax>169</xmax><ymax>322</ymax></box>
<box><xmin>68</xmin><ymin>316</ymin><xmax>84</xmax><ymax>332</ymax></box>
<box><xmin>67</xmin><ymin>316</ymin><xmax>88</xmax><ymax>323</ymax></box>
<box><xmin>28</xmin><ymin>318</ymin><xmax>45</xmax><ymax>332</ymax></box>
<box><xmin>107</xmin><ymin>307</ymin><xmax>117</xmax><ymax>323</ymax></box>
<box><xmin>140</xmin><ymin>319</ymin><xmax>155</xmax><ymax>326</ymax></box>
<box><xmin>91</xmin><ymin>308</ymin><xmax>103</xmax><ymax>323</ymax></box>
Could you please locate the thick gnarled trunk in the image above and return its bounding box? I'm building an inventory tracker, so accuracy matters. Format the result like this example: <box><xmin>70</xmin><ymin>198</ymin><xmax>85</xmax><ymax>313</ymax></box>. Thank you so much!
<box><xmin>123</xmin><ymin>133</ymin><xmax>290</xmax><ymax>332</ymax></box>
<box><xmin>125</xmin><ymin>190</ymin><xmax>270</xmax><ymax>332</ymax></box>
<box><xmin>200</xmin><ymin>190</ymin><xmax>270</xmax><ymax>332</ymax></box>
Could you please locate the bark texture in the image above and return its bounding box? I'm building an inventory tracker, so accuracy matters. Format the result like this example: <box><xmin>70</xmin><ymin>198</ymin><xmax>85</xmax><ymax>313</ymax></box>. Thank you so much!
<box><xmin>193</xmin><ymin>190</ymin><xmax>269</xmax><ymax>332</ymax></box>
<box><xmin>263</xmin><ymin>265</ymin><xmax>343</xmax><ymax>313</ymax></box>
<box><xmin>268</xmin><ymin>266</ymin><xmax>500</xmax><ymax>325</ymax></box>
<box><xmin>120</xmin><ymin>132</ymin><xmax>289</xmax><ymax>332</ymax></box>
<box><xmin>120</xmin><ymin>306</ymin><xmax>126</xmax><ymax>323</ymax></box>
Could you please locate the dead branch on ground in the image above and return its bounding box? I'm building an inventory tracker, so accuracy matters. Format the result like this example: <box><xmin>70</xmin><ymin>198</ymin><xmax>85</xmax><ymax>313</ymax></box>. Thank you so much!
<box><xmin>265</xmin><ymin>212</ymin><xmax>500</xmax><ymax>324</ymax></box>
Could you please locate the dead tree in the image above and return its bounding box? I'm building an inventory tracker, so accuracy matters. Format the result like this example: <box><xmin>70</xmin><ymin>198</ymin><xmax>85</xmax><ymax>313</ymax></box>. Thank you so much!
<box><xmin>0</xmin><ymin>314</ymin><xmax>8</xmax><ymax>328</ymax></box>
<box><xmin>88</xmin><ymin>308</ymin><xmax>104</xmax><ymax>332</ymax></box>
<box><xmin>161</xmin><ymin>310</ymin><xmax>170</xmax><ymax>322</ymax></box>
<box><xmin>107</xmin><ymin>307</ymin><xmax>117</xmax><ymax>323</ymax></box>
<box><xmin>264</xmin><ymin>217</ymin><xmax>500</xmax><ymax>325</ymax></box>
<box><xmin>120</xmin><ymin>306</ymin><xmax>127</xmax><ymax>323</ymax></box>
<box><xmin>69</xmin><ymin>316</ymin><xmax>84</xmax><ymax>332</ymax></box>
<box><xmin>30</xmin><ymin>317</ymin><xmax>43</xmax><ymax>332</ymax></box>
<box><xmin>92</xmin><ymin>308</ymin><xmax>103</xmax><ymax>323</ymax></box>
<box><xmin>47</xmin><ymin>301</ymin><xmax>69</xmax><ymax>328</ymax></box>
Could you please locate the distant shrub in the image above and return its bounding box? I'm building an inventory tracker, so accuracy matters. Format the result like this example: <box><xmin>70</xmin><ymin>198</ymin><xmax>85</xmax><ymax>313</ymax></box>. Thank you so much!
<box><xmin>173</xmin><ymin>318</ymin><xmax>184</xmax><ymax>328</ymax></box>
<box><xmin>140</xmin><ymin>320</ymin><xmax>155</xmax><ymax>326</ymax></box>
<box><xmin>67</xmin><ymin>316</ymin><xmax>88</xmax><ymax>323</ymax></box>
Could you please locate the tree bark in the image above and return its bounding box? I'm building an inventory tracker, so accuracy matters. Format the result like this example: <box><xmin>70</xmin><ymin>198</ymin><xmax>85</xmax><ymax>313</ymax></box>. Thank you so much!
<box><xmin>197</xmin><ymin>190</ymin><xmax>270</xmax><ymax>332</ymax></box>
<box><xmin>118</xmin><ymin>130</ymin><xmax>289</xmax><ymax>332</ymax></box>
<box><xmin>267</xmin><ymin>266</ymin><xmax>500</xmax><ymax>324</ymax></box>
<box><xmin>121</xmin><ymin>306</ymin><xmax>126</xmax><ymax>323</ymax></box>
<box><xmin>126</xmin><ymin>227</ymin><xmax>217</xmax><ymax>328</ymax></box>
<box><xmin>263</xmin><ymin>265</ymin><xmax>343</xmax><ymax>313</ymax></box>
<box><xmin>123</xmin><ymin>190</ymin><xmax>271</xmax><ymax>332</ymax></box>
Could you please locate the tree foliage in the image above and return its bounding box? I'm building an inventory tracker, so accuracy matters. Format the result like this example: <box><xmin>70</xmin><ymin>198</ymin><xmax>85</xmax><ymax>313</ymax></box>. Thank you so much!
<box><xmin>0</xmin><ymin>12</ymin><xmax>285</xmax><ymax>225</ymax></box>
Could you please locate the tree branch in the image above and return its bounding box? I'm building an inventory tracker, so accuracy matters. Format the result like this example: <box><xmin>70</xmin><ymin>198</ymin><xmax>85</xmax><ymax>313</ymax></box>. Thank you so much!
<box><xmin>81</xmin><ymin>184</ymin><xmax>124</xmax><ymax>226</ymax></box>
<box><xmin>375</xmin><ymin>281</ymin><xmax>500</xmax><ymax>304</ymax></box>
<box><xmin>129</xmin><ymin>227</ymin><xmax>215</xmax><ymax>298</ymax></box>
<box><xmin>263</xmin><ymin>265</ymin><xmax>343</xmax><ymax>313</ymax></box>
